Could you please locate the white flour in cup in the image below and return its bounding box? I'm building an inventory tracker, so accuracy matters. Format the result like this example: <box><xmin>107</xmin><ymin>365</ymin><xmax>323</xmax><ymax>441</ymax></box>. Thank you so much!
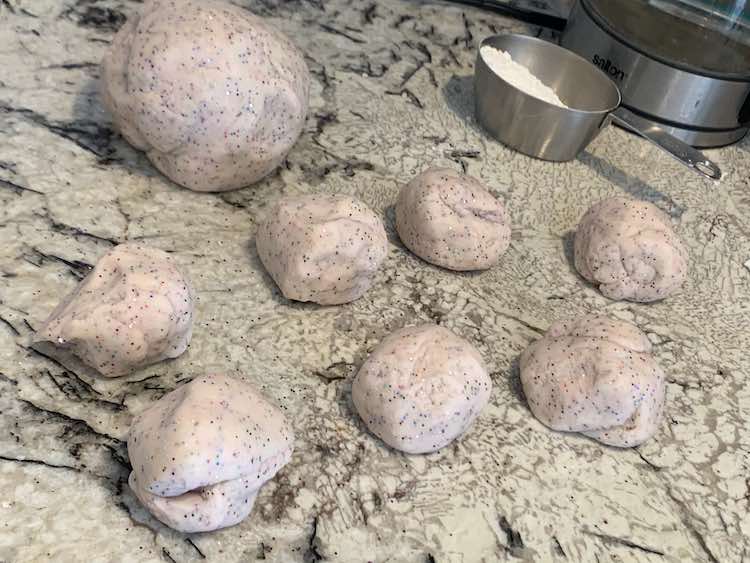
<box><xmin>480</xmin><ymin>45</ymin><xmax>569</xmax><ymax>108</ymax></box>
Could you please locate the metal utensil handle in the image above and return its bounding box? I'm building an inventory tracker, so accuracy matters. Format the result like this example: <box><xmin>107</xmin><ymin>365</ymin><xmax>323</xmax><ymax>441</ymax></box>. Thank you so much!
<box><xmin>611</xmin><ymin>107</ymin><xmax>722</xmax><ymax>181</ymax></box>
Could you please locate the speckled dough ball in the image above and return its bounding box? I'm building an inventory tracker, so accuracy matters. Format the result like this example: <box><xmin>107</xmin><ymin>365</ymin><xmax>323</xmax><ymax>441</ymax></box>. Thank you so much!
<box><xmin>101</xmin><ymin>0</ymin><xmax>310</xmax><ymax>192</ymax></box>
<box><xmin>127</xmin><ymin>374</ymin><xmax>294</xmax><ymax>533</ymax></box>
<box><xmin>395</xmin><ymin>167</ymin><xmax>511</xmax><ymax>271</ymax></box>
<box><xmin>574</xmin><ymin>197</ymin><xmax>688</xmax><ymax>302</ymax></box>
<box><xmin>256</xmin><ymin>194</ymin><xmax>388</xmax><ymax>305</ymax></box>
<box><xmin>519</xmin><ymin>315</ymin><xmax>666</xmax><ymax>447</ymax></box>
<box><xmin>36</xmin><ymin>243</ymin><xmax>194</xmax><ymax>377</ymax></box>
<box><xmin>352</xmin><ymin>325</ymin><xmax>492</xmax><ymax>454</ymax></box>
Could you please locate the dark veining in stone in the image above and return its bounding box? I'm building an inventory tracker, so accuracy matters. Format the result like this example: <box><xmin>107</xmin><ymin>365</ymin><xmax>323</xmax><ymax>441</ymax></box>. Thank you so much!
<box><xmin>362</xmin><ymin>3</ymin><xmax>377</xmax><ymax>24</ymax></box>
<box><xmin>161</xmin><ymin>547</ymin><xmax>178</xmax><ymax>563</ymax></box>
<box><xmin>0</xmin><ymin>315</ymin><xmax>20</xmax><ymax>336</ymax></box>
<box><xmin>26</xmin><ymin>247</ymin><xmax>92</xmax><ymax>279</ymax></box>
<box><xmin>584</xmin><ymin>531</ymin><xmax>665</xmax><ymax>557</ymax></box>
<box><xmin>499</xmin><ymin>515</ymin><xmax>525</xmax><ymax>553</ymax></box>
<box><xmin>185</xmin><ymin>538</ymin><xmax>205</xmax><ymax>559</ymax></box>
<box><xmin>0</xmin><ymin>454</ymin><xmax>80</xmax><ymax>472</ymax></box>
<box><xmin>553</xmin><ymin>536</ymin><xmax>566</xmax><ymax>557</ymax></box>
<box><xmin>1</xmin><ymin>104</ymin><xmax>119</xmax><ymax>161</ymax></box>
<box><xmin>0</xmin><ymin>177</ymin><xmax>43</xmax><ymax>195</ymax></box>
<box><xmin>306</xmin><ymin>516</ymin><xmax>324</xmax><ymax>562</ymax></box>
<box><xmin>45</xmin><ymin>216</ymin><xmax>120</xmax><ymax>245</ymax></box>
<box><xmin>319</xmin><ymin>23</ymin><xmax>365</xmax><ymax>44</ymax></box>
<box><xmin>43</xmin><ymin>62</ymin><xmax>99</xmax><ymax>71</ymax></box>
<box><xmin>61</xmin><ymin>3</ymin><xmax>127</xmax><ymax>32</ymax></box>
<box><xmin>384</xmin><ymin>88</ymin><xmax>424</xmax><ymax>109</ymax></box>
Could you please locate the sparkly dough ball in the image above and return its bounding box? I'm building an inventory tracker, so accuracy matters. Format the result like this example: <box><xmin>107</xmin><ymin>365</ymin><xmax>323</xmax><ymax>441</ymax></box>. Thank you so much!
<box><xmin>574</xmin><ymin>197</ymin><xmax>688</xmax><ymax>302</ymax></box>
<box><xmin>256</xmin><ymin>194</ymin><xmax>388</xmax><ymax>305</ymax></box>
<box><xmin>520</xmin><ymin>315</ymin><xmax>666</xmax><ymax>447</ymax></box>
<box><xmin>395</xmin><ymin>167</ymin><xmax>511</xmax><ymax>271</ymax></box>
<box><xmin>127</xmin><ymin>374</ymin><xmax>294</xmax><ymax>533</ymax></box>
<box><xmin>352</xmin><ymin>325</ymin><xmax>492</xmax><ymax>454</ymax></box>
<box><xmin>36</xmin><ymin>243</ymin><xmax>194</xmax><ymax>377</ymax></box>
<box><xmin>101</xmin><ymin>0</ymin><xmax>310</xmax><ymax>192</ymax></box>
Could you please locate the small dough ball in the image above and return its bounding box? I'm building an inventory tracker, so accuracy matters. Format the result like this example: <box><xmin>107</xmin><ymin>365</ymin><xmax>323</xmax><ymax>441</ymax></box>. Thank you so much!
<box><xmin>101</xmin><ymin>0</ymin><xmax>310</xmax><ymax>192</ymax></box>
<box><xmin>36</xmin><ymin>243</ymin><xmax>194</xmax><ymax>377</ymax></box>
<box><xmin>352</xmin><ymin>325</ymin><xmax>492</xmax><ymax>454</ymax></box>
<box><xmin>520</xmin><ymin>315</ymin><xmax>666</xmax><ymax>447</ymax></box>
<box><xmin>395</xmin><ymin>167</ymin><xmax>511</xmax><ymax>271</ymax></box>
<box><xmin>256</xmin><ymin>194</ymin><xmax>387</xmax><ymax>305</ymax></box>
<box><xmin>574</xmin><ymin>197</ymin><xmax>687</xmax><ymax>302</ymax></box>
<box><xmin>127</xmin><ymin>374</ymin><xmax>294</xmax><ymax>533</ymax></box>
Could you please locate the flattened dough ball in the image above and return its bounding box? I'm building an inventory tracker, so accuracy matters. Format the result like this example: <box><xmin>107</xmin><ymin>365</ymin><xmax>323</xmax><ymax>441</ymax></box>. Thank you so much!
<box><xmin>520</xmin><ymin>315</ymin><xmax>666</xmax><ymax>447</ymax></box>
<box><xmin>352</xmin><ymin>325</ymin><xmax>492</xmax><ymax>454</ymax></box>
<box><xmin>127</xmin><ymin>374</ymin><xmax>294</xmax><ymax>533</ymax></box>
<box><xmin>36</xmin><ymin>243</ymin><xmax>194</xmax><ymax>377</ymax></box>
<box><xmin>101</xmin><ymin>0</ymin><xmax>310</xmax><ymax>192</ymax></box>
<box><xmin>256</xmin><ymin>194</ymin><xmax>388</xmax><ymax>305</ymax></box>
<box><xmin>574</xmin><ymin>197</ymin><xmax>688</xmax><ymax>302</ymax></box>
<box><xmin>395</xmin><ymin>167</ymin><xmax>511</xmax><ymax>271</ymax></box>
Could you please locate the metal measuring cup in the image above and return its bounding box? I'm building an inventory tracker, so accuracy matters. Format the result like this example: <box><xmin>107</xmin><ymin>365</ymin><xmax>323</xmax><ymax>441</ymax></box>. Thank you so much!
<box><xmin>474</xmin><ymin>33</ymin><xmax>722</xmax><ymax>180</ymax></box>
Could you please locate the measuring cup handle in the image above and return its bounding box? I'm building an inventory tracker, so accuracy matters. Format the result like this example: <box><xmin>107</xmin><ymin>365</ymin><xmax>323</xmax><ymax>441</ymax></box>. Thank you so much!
<box><xmin>610</xmin><ymin>107</ymin><xmax>722</xmax><ymax>181</ymax></box>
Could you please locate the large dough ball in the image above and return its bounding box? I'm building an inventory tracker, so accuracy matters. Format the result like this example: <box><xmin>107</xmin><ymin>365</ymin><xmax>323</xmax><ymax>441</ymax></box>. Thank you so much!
<box><xmin>256</xmin><ymin>194</ymin><xmax>388</xmax><ymax>305</ymax></box>
<box><xmin>101</xmin><ymin>0</ymin><xmax>310</xmax><ymax>192</ymax></box>
<box><xmin>395</xmin><ymin>167</ymin><xmax>511</xmax><ymax>271</ymax></box>
<box><xmin>520</xmin><ymin>315</ymin><xmax>666</xmax><ymax>447</ymax></box>
<box><xmin>36</xmin><ymin>243</ymin><xmax>194</xmax><ymax>377</ymax></box>
<box><xmin>574</xmin><ymin>197</ymin><xmax>688</xmax><ymax>302</ymax></box>
<box><xmin>128</xmin><ymin>374</ymin><xmax>294</xmax><ymax>533</ymax></box>
<box><xmin>352</xmin><ymin>325</ymin><xmax>492</xmax><ymax>454</ymax></box>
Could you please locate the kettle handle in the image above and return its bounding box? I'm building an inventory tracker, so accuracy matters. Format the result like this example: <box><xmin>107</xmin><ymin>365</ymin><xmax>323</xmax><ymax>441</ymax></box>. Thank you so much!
<box><xmin>611</xmin><ymin>107</ymin><xmax>722</xmax><ymax>181</ymax></box>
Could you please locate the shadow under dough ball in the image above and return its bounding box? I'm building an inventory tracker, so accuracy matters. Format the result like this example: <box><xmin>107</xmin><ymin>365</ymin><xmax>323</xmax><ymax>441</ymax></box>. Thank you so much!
<box><xmin>519</xmin><ymin>315</ymin><xmax>666</xmax><ymax>447</ymax></box>
<box><xmin>395</xmin><ymin>167</ymin><xmax>511</xmax><ymax>271</ymax></box>
<box><xmin>352</xmin><ymin>324</ymin><xmax>492</xmax><ymax>454</ymax></box>
<box><xmin>256</xmin><ymin>194</ymin><xmax>388</xmax><ymax>305</ymax></box>
<box><xmin>101</xmin><ymin>0</ymin><xmax>310</xmax><ymax>192</ymax></box>
<box><xmin>127</xmin><ymin>374</ymin><xmax>294</xmax><ymax>533</ymax></box>
<box><xmin>574</xmin><ymin>196</ymin><xmax>688</xmax><ymax>302</ymax></box>
<box><xmin>35</xmin><ymin>243</ymin><xmax>195</xmax><ymax>377</ymax></box>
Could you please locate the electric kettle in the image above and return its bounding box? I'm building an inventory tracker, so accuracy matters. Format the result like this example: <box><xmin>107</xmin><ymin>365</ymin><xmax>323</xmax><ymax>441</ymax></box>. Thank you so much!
<box><xmin>561</xmin><ymin>0</ymin><xmax>750</xmax><ymax>147</ymax></box>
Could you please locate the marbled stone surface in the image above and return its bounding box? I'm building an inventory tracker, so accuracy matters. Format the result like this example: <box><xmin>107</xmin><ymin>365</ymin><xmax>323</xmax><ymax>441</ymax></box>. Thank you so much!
<box><xmin>1</xmin><ymin>0</ymin><xmax>748</xmax><ymax>562</ymax></box>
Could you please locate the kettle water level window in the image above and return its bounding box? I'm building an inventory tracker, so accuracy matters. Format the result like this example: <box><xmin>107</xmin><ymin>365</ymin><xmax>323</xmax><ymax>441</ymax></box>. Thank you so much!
<box><xmin>584</xmin><ymin>0</ymin><xmax>750</xmax><ymax>78</ymax></box>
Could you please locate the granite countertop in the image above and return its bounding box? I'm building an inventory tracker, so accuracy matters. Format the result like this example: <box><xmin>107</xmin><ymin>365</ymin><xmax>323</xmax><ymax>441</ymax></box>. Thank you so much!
<box><xmin>1</xmin><ymin>0</ymin><xmax>749</xmax><ymax>562</ymax></box>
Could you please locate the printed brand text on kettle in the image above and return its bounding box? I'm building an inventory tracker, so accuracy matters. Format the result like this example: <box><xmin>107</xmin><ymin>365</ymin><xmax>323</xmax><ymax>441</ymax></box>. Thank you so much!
<box><xmin>593</xmin><ymin>55</ymin><xmax>626</xmax><ymax>81</ymax></box>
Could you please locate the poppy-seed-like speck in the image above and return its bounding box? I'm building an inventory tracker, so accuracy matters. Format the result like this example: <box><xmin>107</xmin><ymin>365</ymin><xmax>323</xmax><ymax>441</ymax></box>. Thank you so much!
<box><xmin>519</xmin><ymin>315</ymin><xmax>667</xmax><ymax>448</ymax></box>
<box><xmin>35</xmin><ymin>243</ymin><xmax>195</xmax><ymax>378</ymax></box>
<box><xmin>127</xmin><ymin>374</ymin><xmax>294</xmax><ymax>533</ymax></box>
<box><xmin>256</xmin><ymin>194</ymin><xmax>388</xmax><ymax>305</ymax></box>
<box><xmin>574</xmin><ymin>196</ymin><xmax>688</xmax><ymax>302</ymax></box>
<box><xmin>352</xmin><ymin>324</ymin><xmax>492</xmax><ymax>454</ymax></box>
<box><xmin>101</xmin><ymin>0</ymin><xmax>310</xmax><ymax>192</ymax></box>
<box><xmin>395</xmin><ymin>167</ymin><xmax>511</xmax><ymax>271</ymax></box>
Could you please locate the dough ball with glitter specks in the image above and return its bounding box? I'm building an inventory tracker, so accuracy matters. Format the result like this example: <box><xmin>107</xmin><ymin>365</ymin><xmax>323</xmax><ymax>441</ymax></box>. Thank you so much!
<box><xmin>352</xmin><ymin>324</ymin><xmax>492</xmax><ymax>454</ymax></box>
<box><xmin>520</xmin><ymin>315</ymin><xmax>666</xmax><ymax>447</ymax></box>
<box><xmin>101</xmin><ymin>0</ymin><xmax>310</xmax><ymax>192</ymax></box>
<box><xmin>35</xmin><ymin>243</ymin><xmax>194</xmax><ymax>377</ymax></box>
<box><xmin>574</xmin><ymin>197</ymin><xmax>688</xmax><ymax>302</ymax></box>
<box><xmin>256</xmin><ymin>194</ymin><xmax>388</xmax><ymax>305</ymax></box>
<box><xmin>127</xmin><ymin>374</ymin><xmax>294</xmax><ymax>533</ymax></box>
<box><xmin>395</xmin><ymin>167</ymin><xmax>511</xmax><ymax>271</ymax></box>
